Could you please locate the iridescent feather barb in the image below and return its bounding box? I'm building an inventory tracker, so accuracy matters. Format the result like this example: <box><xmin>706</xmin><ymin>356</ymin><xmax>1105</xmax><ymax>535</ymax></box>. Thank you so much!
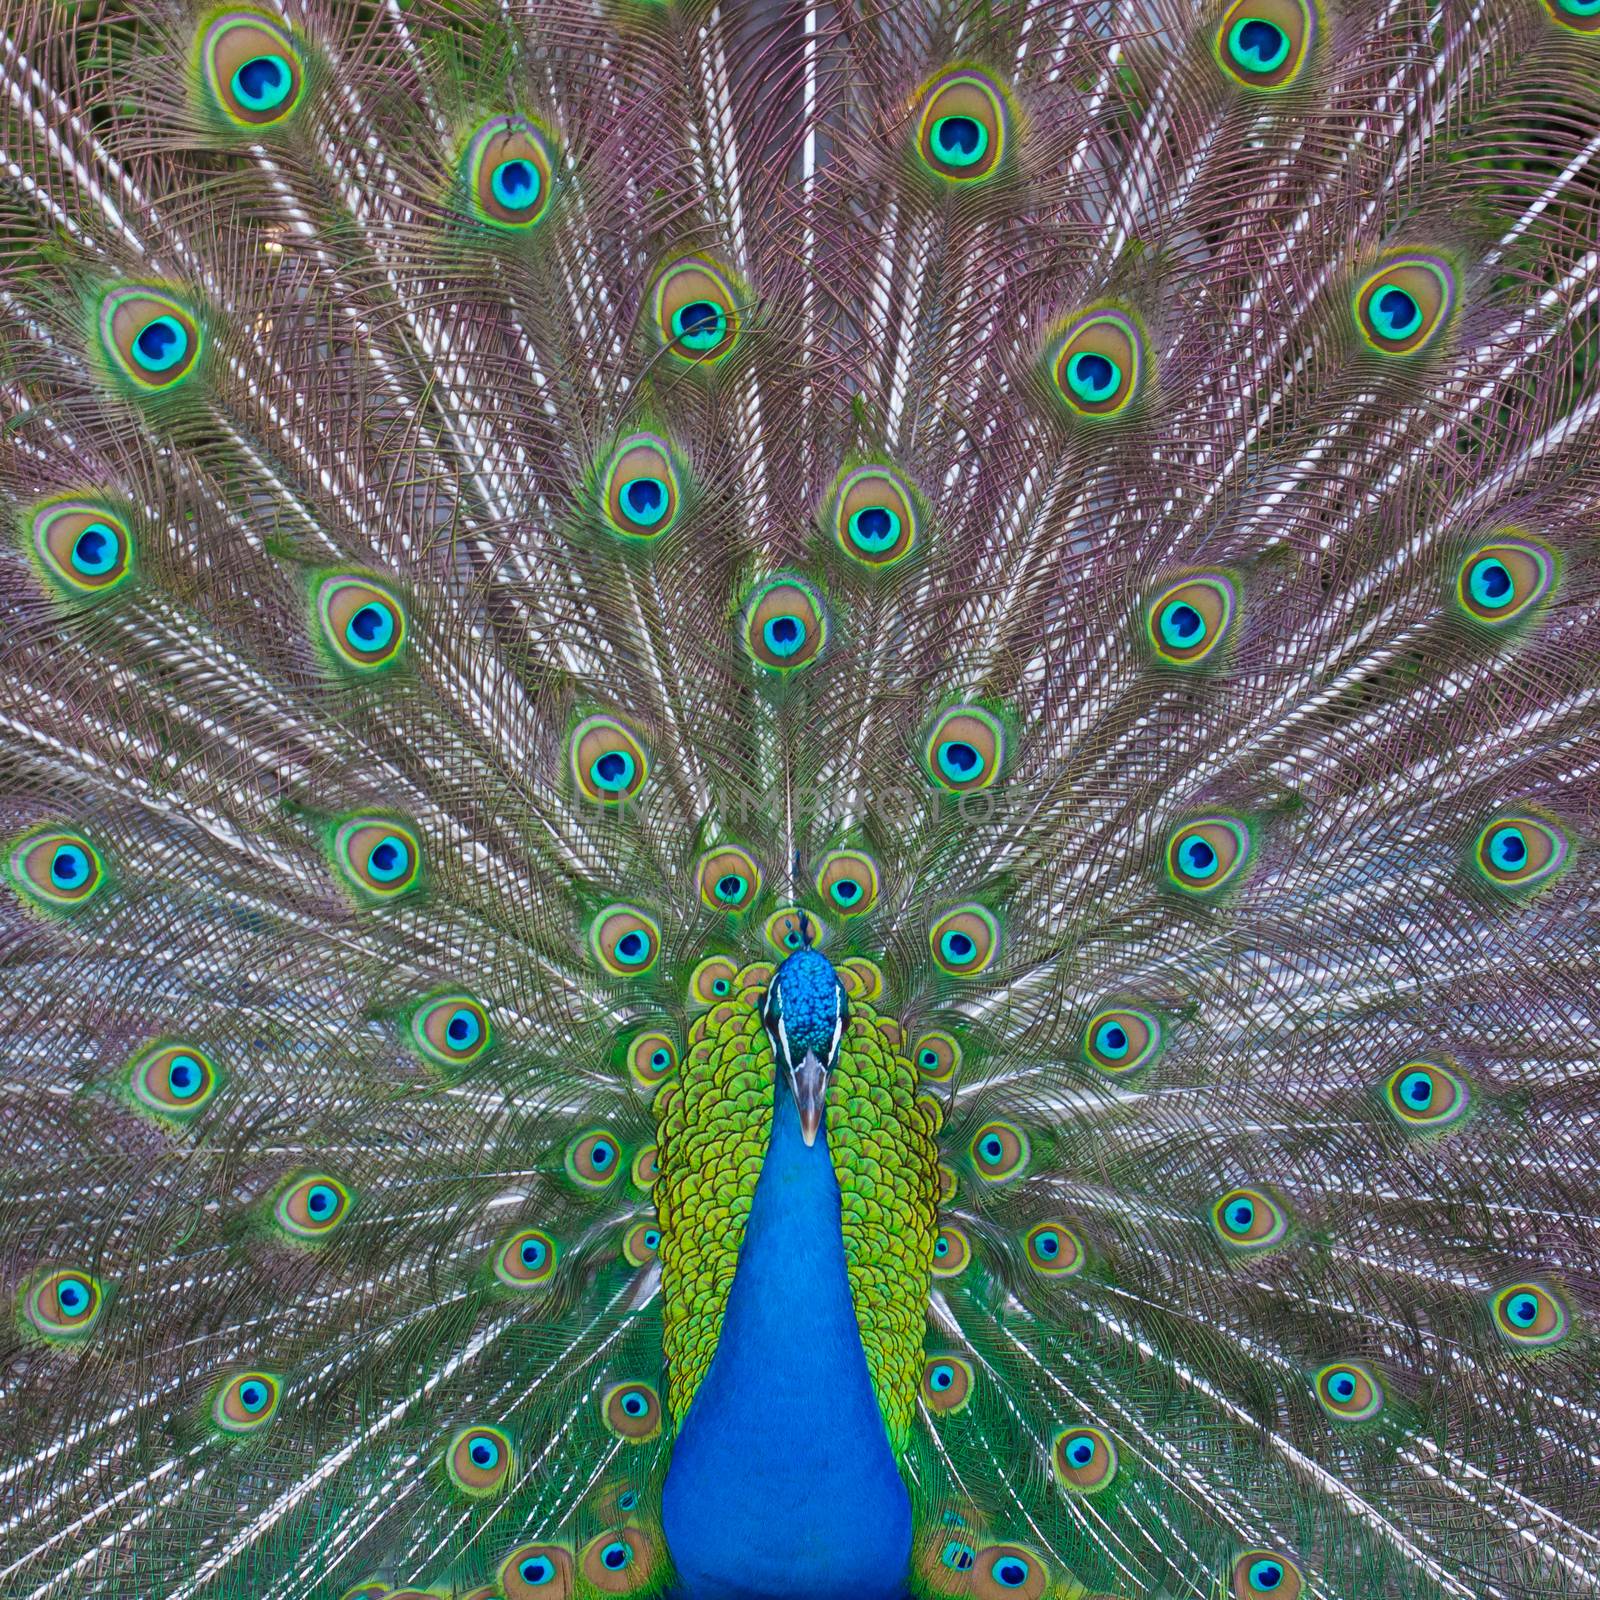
<box><xmin>0</xmin><ymin>0</ymin><xmax>1598</xmax><ymax>1597</ymax></box>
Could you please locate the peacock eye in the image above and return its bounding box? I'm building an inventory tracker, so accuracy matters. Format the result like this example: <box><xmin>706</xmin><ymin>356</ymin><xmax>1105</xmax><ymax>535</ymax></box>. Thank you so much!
<box><xmin>969</xmin><ymin>1120</ymin><xmax>1029</xmax><ymax>1183</ymax></box>
<box><xmin>1052</xmin><ymin>1425</ymin><xmax>1119</xmax><ymax>1493</ymax></box>
<box><xmin>200</xmin><ymin>11</ymin><xmax>305</xmax><ymax>126</ymax></box>
<box><xmin>602</xmin><ymin>1382</ymin><xmax>662</xmax><ymax>1442</ymax></box>
<box><xmin>499</xmin><ymin>1543</ymin><xmax>572</xmax><ymax>1598</ymax></box>
<box><xmin>816</xmin><ymin>849</ymin><xmax>880</xmax><ymax>916</ymax></box>
<box><xmin>571</xmin><ymin>714</ymin><xmax>649</xmax><ymax>805</ymax></box>
<box><xmin>1544</xmin><ymin>0</ymin><xmax>1600</xmax><ymax>29</ymax></box>
<box><xmin>1084</xmin><ymin>1007</ymin><xmax>1162</xmax><ymax>1074</ymax></box>
<box><xmin>697</xmin><ymin>846</ymin><xmax>761</xmax><ymax>912</ymax></box>
<box><xmin>914</xmin><ymin>1031</ymin><xmax>962</xmax><ymax>1082</ymax></box>
<box><xmin>494</xmin><ymin>1228</ymin><xmax>557</xmax><ymax>1288</ymax></box>
<box><xmin>652</xmin><ymin>255</ymin><xmax>742</xmax><ymax>364</ymax></box>
<box><xmin>99</xmin><ymin>287</ymin><xmax>203</xmax><ymax>391</ymax></box>
<box><xmin>1147</xmin><ymin>575</ymin><xmax>1237</xmax><ymax>666</ymax></box>
<box><xmin>212</xmin><ymin>1370</ymin><xmax>281</xmax><ymax>1433</ymax></box>
<box><xmin>923</xmin><ymin>705</ymin><xmax>1005</xmax><ymax>793</ymax></box>
<box><xmin>274</xmin><ymin>1174</ymin><xmax>352</xmax><ymax>1240</ymax></box>
<box><xmin>627</xmin><ymin>1030</ymin><xmax>678</xmax><ymax>1092</ymax></box>
<box><xmin>330</xmin><ymin>817</ymin><xmax>421</xmax><ymax>900</ymax></box>
<box><xmin>930</xmin><ymin>1225</ymin><xmax>971</xmax><ymax>1277</ymax></box>
<box><xmin>1473</xmin><ymin>815</ymin><xmax>1567</xmax><ymax>892</ymax></box>
<box><xmin>978</xmin><ymin>1544</ymin><xmax>1048</xmax><ymax>1597</ymax></box>
<box><xmin>590</xmin><ymin>905</ymin><xmax>660</xmax><ymax>975</ymax></box>
<box><xmin>579</xmin><ymin>1528</ymin><xmax>651</xmax><ymax>1587</ymax></box>
<box><xmin>929</xmin><ymin>905</ymin><xmax>999</xmax><ymax>976</ymax></box>
<box><xmin>130</xmin><ymin>1042</ymin><xmax>221</xmax><ymax>1118</ymax></box>
<box><xmin>690</xmin><ymin>955</ymin><xmax>740</xmax><ymax>1006</ymax></box>
<box><xmin>1048</xmin><ymin>308</ymin><xmax>1145</xmax><ymax>419</ymax></box>
<box><xmin>1353</xmin><ymin>254</ymin><xmax>1456</xmax><ymax>356</ymax></box>
<box><xmin>567</xmin><ymin>1131</ymin><xmax>623</xmax><ymax>1188</ymax></box>
<box><xmin>913</xmin><ymin>68</ymin><xmax>1011</xmax><ymax>182</ymax></box>
<box><xmin>462</xmin><ymin>115</ymin><xmax>557</xmax><ymax>230</ymax></box>
<box><xmin>31</xmin><ymin>501</ymin><xmax>135</xmax><ymax>598</ymax></box>
<box><xmin>1214</xmin><ymin>0</ymin><xmax>1316</xmax><ymax>89</ymax></box>
<box><xmin>24</xmin><ymin>1268</ymin><xmax>106</xmax><ymax>1340</ymax></box>
<box><xmin>601</xmin><ymin>434</ymin><xmax>683</xmax><ymax>540</ymax></box>
<box><xmin>1232</xmin><ymin>1551</ymin><xmax>1304</xmax><ymax>1600</ymax></box>
<box><xmin>408</xmin><ymin>993</ymin><xmax>492</xmax><ymax>1070</ymax></box>
<box><xmin>1382</xmin><ymin>1059</ymin><xmax>1469</xmax><ymax>1130</ymax></box>
<box><xmin>1314</xmin><ymin>1360</ymin><xmax>1383</xmax><ymax>1420</ymax></box>
<box><xmin>920</xmin><ymin>1356</ymin><xmax>974</xmax><ymax>1415</ymax></box>
<box><xmin>8</xmin><ymin>828</ymin><xmax>106</xmax><ymax>913</ymax></box>
<box><xmin>831</xmin><ymin>464</ymin><xmax>921</xmax><ymax>568</ymax></box>
<box><xmin>1455</xmin><ymin>535</ymin><xmax>1556</xmax><ymax>626</ymax></box>
<box><xmin>1166</xmin><ymin>816</ymin><xmax>1252</xmax><ymax>895</ymax></box>
<box><xmin>1211</xmin><ymin>1186</ymin><xmax>1289</xmax><ymax>1250</ymax></box>
<box><xmin>447</xmin><ymin>1425</ymin><xmax>514</xmax><ymax>1497</ymax></box>
<box><xmin>1491</xmin><ymin>1281</ymin><xmax>1570</xmax><ymax>1347</ymax></box>
<box><xmin>314</xmin><ymin>574</ymin><xmax>407</xmax><ymax>671</ymax></box>
<box><xmin>623</xmin><ymin>1222</ymin><xmax>662</xmax><ymax>1266</ymax></box>
<box><xmin>1024</xmin><ymin>1220</ymin><xmax>1085</xmax><ymax>1276</ymax></box>
<box><xmin>741</xmin><ymin>576</ymin><xmax>826</xmax><ymax>671</ymax></box>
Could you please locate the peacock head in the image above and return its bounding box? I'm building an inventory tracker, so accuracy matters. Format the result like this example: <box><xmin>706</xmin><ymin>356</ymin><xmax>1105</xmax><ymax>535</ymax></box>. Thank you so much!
<box><xmin>760</xmin><ymin>913</ymin><xmax>847</xmax><ymax>1148</ymax></box>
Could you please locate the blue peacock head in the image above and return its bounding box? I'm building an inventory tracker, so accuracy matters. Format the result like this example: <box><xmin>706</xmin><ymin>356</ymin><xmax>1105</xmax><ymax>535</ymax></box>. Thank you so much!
<box><xmin>759</xmin><ymin>912</ymin><xmax>848</xmax><ymax>1147</ymax></box>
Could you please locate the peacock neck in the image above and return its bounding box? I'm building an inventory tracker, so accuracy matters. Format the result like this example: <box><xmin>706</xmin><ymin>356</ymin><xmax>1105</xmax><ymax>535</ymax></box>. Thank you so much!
<box><xmin>661</xmin><ymin>1077</ymin><xmax>912</xmax><ymax>1600</ymax></box>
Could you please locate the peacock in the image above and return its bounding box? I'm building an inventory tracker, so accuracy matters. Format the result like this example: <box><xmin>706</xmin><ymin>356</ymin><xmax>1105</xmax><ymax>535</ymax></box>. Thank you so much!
<box><xmin>2</xmin><ymin>0</ymin><xmax>1599</xmax><ymax>1596</ymax></box>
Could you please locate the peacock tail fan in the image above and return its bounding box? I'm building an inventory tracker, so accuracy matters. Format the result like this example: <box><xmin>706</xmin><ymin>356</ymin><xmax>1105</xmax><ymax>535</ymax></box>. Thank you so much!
<box><xmin>0</xmin><ymin>0</ymin><xmax>1596</xmax><ymax>1598</ymax></box>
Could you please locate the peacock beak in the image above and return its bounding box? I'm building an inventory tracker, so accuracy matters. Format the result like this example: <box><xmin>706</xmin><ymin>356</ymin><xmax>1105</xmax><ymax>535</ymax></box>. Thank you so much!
<box><xmin>791</xmin><ymin>1051</ymin><xmax>829</xmax><ymax>1147</ymax></box>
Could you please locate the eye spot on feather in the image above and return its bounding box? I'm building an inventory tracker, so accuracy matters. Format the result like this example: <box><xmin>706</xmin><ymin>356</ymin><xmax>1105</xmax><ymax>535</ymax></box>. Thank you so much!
<box><xmin>698</xmin><ymin>847</ymin><xmax>761</xmax><ymax>912</ymax></box>
<box><xmin>1232</xmin><ymin>1551</ymin><xmax>1304</xmax><ymax>1600</ymax></box>
<box><xmin>580</xmin><ymin>1527</ymin><xmax>655</xmax><ymax>1592</ymax></box>
<box><xmin>765</xmin><ymin>906</ymin><xmax>828</xmax><ymax>952</ymax></box>
<box><xmin>1353</xmin><ymin>254</ymin><xmax>1455</xmax><ymax>356</ymax></box>
<box><xmin>630</xmin><ymin>1146</ymin><xmax>659</xmax><ymax>1190</ymax></box>
<box><xmin>921</xmin><ymin>1355</ymin><xmax>974</xmax><ymax>1415</ymax></box>
<box><xmin>23</xmin><ymin>1268</ymin><xmax>105</xmax><ymax>1340</ymax></box>
<box><xmin>1545</xmin><ymin>0</ymin><xmax>1600</xmax><ymax>30</ymax></box>
<box><xmin>1382</xmin><ymin>1059</ymin><xmax>1470</xmax><ymax>1130</ymax></box>
<box><xmin>331</xmin><ymin>817</ymin><xmax>421</xmax><ymax>900</ymax></box>
<box><xmin>838</xmin><ymin>956</ymin><xmax>884</xmax><ymax>1002</ymax></box>
<box><xmin>1048</xmin><ymin>309</ymin><xmax>1144</xmax><ymax>419</ymax></box>
<box><xmin>462</xmin><ymin>115</ymin><xmax>556</xmax><ymax>230</ymax></box>
<box><xmin>741</xmin><ymin>576</ymin><xmax>826</xmax><ymax>671</ymax></box>
<box><xmin>31</xmin><ymin>500</ymin><xmax>134</xmax><ymax>598</ymax></box>
<box><xmin>602</xmin><ymin>1382</ymin><xmax>662</xmax><ymax>1442</ymax></box>
<box><xmin>500</xmin><ymin>1542</ymin><xmax>573</xmax><ymax>1598</ymax></box>
<box><xmin>493</xmin><ymin>1227</ymin><xmax>557</xmax><ymax>1289</ymax></box>
<box><xmin>446</xmin><ymin>1425</ymin><xmax>514</xmax><ymax>1497</ymax></box>
<box><xmin>914</xmin><ymin>68</ymin><xmax>1011</xmax><ymax>183</ymax></box>
<box><xmin>1211</xmin><ymin>1187</ymin><xmax>1288</xmax><ymax>1251</ymax></box>
<box><xmin>601</xmin><ymin>434</ymin><xmax>682</xmax><ymax>540</ymax></box>
<box><xmin>1147</xmin><ymin>575</ymin><xmax>1236</xmax><ymax>667</ymax></box>
<box><xmin>590</xmin><ymin>905</ymin><xmax>660</xmax><ymax>975</ymax></box>
<box><xmin>1213</xmin><ymin>0</ymin><xmax>1317</xmax><ymax>89</ymax></box>
<box><xmin>1314</xmin><ymin>1360</ymin><xmax>1383</xmax><ymax>1420</ymax></box>
<box><xmin>623</xmin><ymin>1222</ymin><xmax>662</xmax><ymax>1266</ymax></box>
<box><xmin>1492</xmin><ymin>1282</ymin><xmax>1570</xmax><ymax>1348</ymax></box>
<box><xmin>212</xmin><ymin>1371</ymin><xmax>281</xmax><ymax>1434</ymax></box>
<box><xmin>1083</xmin><ymin>1007</ymin><xmax>1161</xmax><ymax>1074</ymax></box>
<box><xmin>407</xmin><ymin>992</ymin><xmax>491</xmax><ymax>1071</ymax></box>
<box><xmin>1472</xmin><ymin>815</ymin><xmax>1567</xmax><ymax>891</ymax></box>
<box><xmin>99</xmin><ymin>286</ymin><xmax>203</xmax><ymax>391</ymax></box>
<box><xmin>652</xmin><ymin>255</ymin><xmax>741</xmax><ymax>364</ymax></box>
<box><xmin>924</xmin><ymin>706</ymin><xmax>1005</xmax><ymax>793</ymax></box>
<box><xmin>1024</xmin><ymin>1221</ymin><xmax>1084</xmax><ymax>1276</ymax></box>
<box><xmin>130</xmin><ymin>1042</ymin><xmax>221</xmax><ymax>1118</ymax></box>
<box><xmin>969</xmin><ymin>1121</ymin><xmax>1029</xmax><ymax>1182</ymax></box>
<box><xmin>938</xmin><ymin>1164</ymin><xmax>959</xmax><ymax>1203</ymax></box>
<box><xmin>970</xmin><ymin>1543</ymin><xmax>1049</xmax><ymax>1599</ymax></box>
<box><xmin>1052</xmin><ymin>1425</ymin><xmax>1118</xmax><ymax>1493</ymax></box>
<box><xmin>929</xmin><ymin>905</ymin><xmax>999</xmax><ymax>976</ymax></box>
<box><xmin>690</xmin><ymin>955</ymin><xmax>740</xmax><ymax>1005</ymax></box>
<box><xmin>199</xmin><ymin>12</ymin><xmax>305</xmax><ymax>126</ymax></box>
<box><xmin>930</xmin><ymin>1224</ymin><xmax>971</xmax><ymax>1277</ymax></box>
<box><xmin>833</xmin><ymin>465</ymin><xmax>920</xmax><ymax>567</ymax></box>
<box><xmin>816</xmin><ymin>849</ymin><xmax>880</xmax><ymax>915</ymax></box>
<box><xmin>1455</xmin><ymin>535</ymin><xmax>1556</xmax><ymax>626</ymax></box>
<box><xmin>315</xmin><ymin>574</ymin><xmax>407</xmax><ymax>672</ymax></box>
<box><xmin>627</xmin><ymin>1030</ymin><xmax>678</xmax><ymax>1091</ymax></box>
<box><xmin>273</xmin><ymin>1175</ymin><xmax>352</xmax><ymax>1240</ymax></box>
<box><xmin>571</xmin><ymin>714</ymin><xmax>649</xmax><ymax>806</ymax></box>
<box><xmin>1165</xmin><ymin>816</ymin><xmax>1251</xmax><ymax>895</ymax></box>
<box><xmin>916</xmin><ymin>1030</ymin><xmax>962</xmax><ymax>1082</ymax></box>
<box><xmin>567</xmin><ymin>1131</ymin><xmax>623</xmax><ymax>1189</ymax></box>
<box><xmin>7</xmin><ymin>828</ymin><xmax>106</xmax><ymax>912</ymax></box>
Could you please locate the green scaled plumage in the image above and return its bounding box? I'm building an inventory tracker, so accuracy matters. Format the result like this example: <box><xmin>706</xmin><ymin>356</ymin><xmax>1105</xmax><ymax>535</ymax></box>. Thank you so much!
<box><xmin>1</xmin><ymin>0</ymin><xmax>1599</xmax><ymax>1597</ymax></box>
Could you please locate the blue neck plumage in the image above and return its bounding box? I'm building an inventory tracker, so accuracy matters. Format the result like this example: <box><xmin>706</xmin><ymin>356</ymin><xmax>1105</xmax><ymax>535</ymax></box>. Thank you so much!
<box><xmin>661</xmin><ymin>950</ymin><xmax>911</xmax><ymax>1600</ymax></box>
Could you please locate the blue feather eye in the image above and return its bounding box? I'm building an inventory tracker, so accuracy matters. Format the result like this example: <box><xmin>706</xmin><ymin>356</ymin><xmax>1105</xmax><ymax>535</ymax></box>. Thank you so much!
<box><xmin>1214</xmin><ymin>0</ymin><xmax>1316</xmax><ymax>89</ymax></box>
<box><xmin>1472</xmin><ymin>815</ymin><xmax>1567</xmax><ymax>892</ymax></box>
<box><xmin>274</xmin><ymin>1175</ymin><xmax>352</xmax><ymax>1240</ymax></box>
<box><xmin>652</xmin><ymin>255</ymin><xmax>742</xmax><ymax>365</ymax></box>
<box><xmin>601</xmin><ymin>434</ymin><xmax>683</xmax><ymax>540</ymax></box>
<box><xmin>929</xmin><ymin>904</ymin><xmax>999</xmax><ymax>976</ymax></box>
<box><xmin>697</xmin><ymin>846</ymin><xmax>761</xmax><ymax>912</ymax></box>
<box><xmin>499</xmin><ymin>1544</ymin><xmax>572</xmax><ymax>1598</ymax></box>
<box><xmin>494</xmin><ymin>1227</ymin><xmax>557</xmax><ymax>1288</ymax></box>
<box><xmin>1048</xmin><ymin>308</ymin><xmax>1145</xmax><ymax>419</ymax></box>
<box><xmin>973</xmin><ymin>1544</ymin><xmax>1048</xmax><ymax>1597</ymax></box>
<box><xmin>99</xmin><ymin>286</ymin><xmax>203</xmax><ymax>392</ymax></box>
<box><xmin>1354</xmin><ymin>254</ymin><xmax>1455</xmax><ymax>356</ymax></box>
<box><xmin>1024</xmin><ymin>1220</ymin><xmax>1085</xmax><ymax>1276</ymax></box>
<box><xmin>626</xmin><ymin>1029</ymin><xmax>678</xmax><ymax>1093</ymax></box>
<box><xmin>1052</xmin><ymin>1425</ymin><xmax>1118</xmax><ymax>1493</ymax></box>
<box><xmin>915</xmin><ymin>1030</ymin><xmax>962</xmax><ymax>1082</ymax></box>
<box><xmin>602</xmin><ymin>1382</ymin><xmax>662</xmax><ymax>1442</ymax></box>
<box><xmin>1083</xmin><ymin>1007</ymin><xmax>1162</xmax><ymax>1074</ymax></box>
<box><xmin>1232</xmin><ymin>1551</ymin><xmax>1304</xmax><ymax>1600</ymax></box>
<box><xmin>1382</xmin><ymin>1059</ymin><xmax>1469</xmax><ymax>1130</ymax></box>
<box><xmin>924</xmin><ymin>706</ymin><xmax>1005</xmax><ymax>793</ymax></box>
<box><xmin>832</xmin><ymin>465</ymin><xmax>920</xmax><ymax>568</ymax></box>
<box><xmin>1545</xmin><ymin>0</ymin><xmax>1600</xmax><ymax>28</ymax></box>
<box><xmin>624</xmin><ymin>1222</ymin><xmax>662</xmax><ymax>1266</ymax></box>
<box><xmin>461</xmin><ymin>116</ymin><xmax>556</xmax><ymax>230</ymax></box>
<box><xmin>970</xmin><ymin>1121</ymin><xmax>1030</xmax><ymax>1182</ymax></box>
<box><xmin>330</xmin><ymin>816</ymin><xmax>421</xmax><ymax>901</ymax></box>
<box><xmin>22</xmin><ymin>1268</ymin><xmax>106</xmax><ymax>1341</ymax></box>
<box><xmin>931</xmin><ymin>1225</ymin><xmax>971</xmax><ymax>1277</ymax></box>
<box><xmin>1147</xmin><ymin>575</ymin><xmax>1237</xmax><ymax>667</ymax></box>
<box><xmin>1165</xmin><ymin>816</ymin><xmax>1252</xmax><ymax>895</ymax></box>
<box><xmin>920</xmin><ymin>1355</ymin><xmax>975</xmax><ymax>1415</ymax></box>
<box><xmin>567</xmin><ymin>1131</ymin><xmax>623</xmax><ymax>1188</ymax></box>
<box><xmin>741</xmin><ymin>576</ymin><xmax>826</xmax><ymax>671</ymax></box>
<box><xmin>579</xmin><ymin>1529</ymin><xmax>653</xmax><ymax>1588</ymax></box>
<box><xmin>31</xmin><ymin>500</ymin><xmax>135</xmax><ymax>598</ymax></box>
<box><xmin>8</xmin><ymin>827</ymin><xmax>106</xmax><ymax>913</ymax></box>
<box><xmin>314</xmin><ymin>574</ymin><xmax>407</xmax><ymax>672</ymax></box>
<box><xmin>690</xmin><ymin>955</ymin><xmax>741</xmax><ymax>1005</ymax></box>
<box><xmin>200</xmin><ymin>12</ymin><xmax>304</xmax><ymax>127</ymax></box>
<box><xmin>446</xmin><ymin>1425</ymin><xmax>514</xmax><ymax>1497</ymax></box>
<box><xmin>1314</xmin><ymin>1360</ymin><xmax>1384</xmax><ymax>1420</ymax></box>
<box><xmin>1455</xmin><ymin>535</ymin><xmax>1556</xmax><ymax>626</ymax></box>
<box><xmin>571</xmin><ymin>714</ymin><xmax>649</xmax><ymax>806</ymax></box>
<box><xmin>1491</xmin><ymin>1282</ymin><xmax>1570</xmax><ymax>1348</ymax></box>
<box><xmin>409</xmin><ymin>993</ymin><xmax>492</xmax><ymax>1070</ymax></box>
<box><xmin>1211</xmin><ymin>1187</ymin><xmax>1288</xmax><ymax>1250</ymax></box>
<box><xmin>130</xmin><ymin>1042</ymin><xmax>221</xmax><ymax>1119</ymax></box>
<box><xmin>817</xmin><ymin>849</ymin><xmax>880</xmax><ymax>915</ymax></box>
<box><xmin>914</xmin><ymin>69</ymin><xmax>1011</xmax><ymax>183</ymax></box>
<box><xmin>212</xmin><ymin>1371</ymin><xmax>281</xmax><ymax>1434</ymax></box>
<box><xmin>590</xmin><ymin>905</ymin><xmax>660</xmax><ymax>975</ymax></box>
